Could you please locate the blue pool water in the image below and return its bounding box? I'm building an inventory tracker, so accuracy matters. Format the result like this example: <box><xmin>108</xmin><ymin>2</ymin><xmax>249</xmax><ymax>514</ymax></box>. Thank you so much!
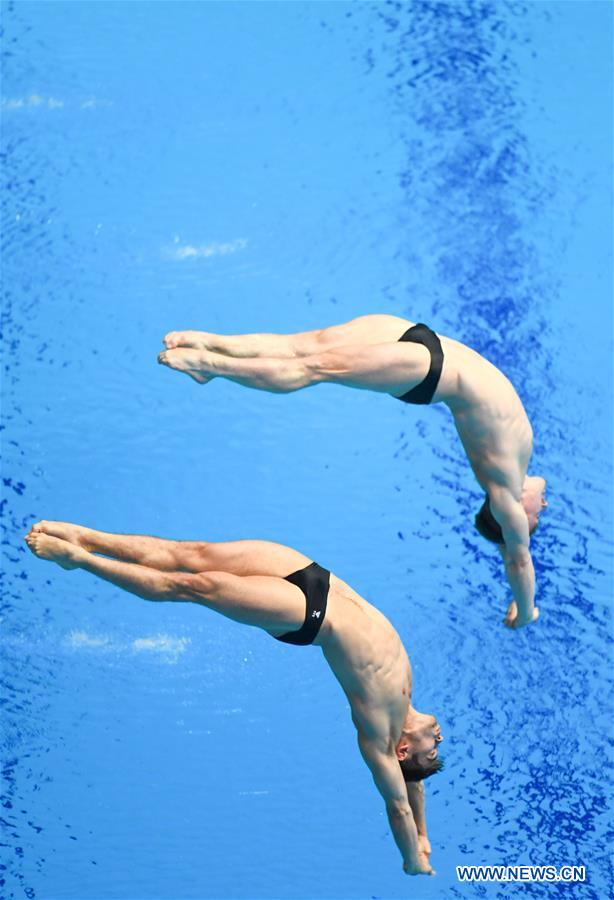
<box><xmin>2</xmin><ymin>2</ymin><xmax>612</xmax><ymax>898</ymax></box>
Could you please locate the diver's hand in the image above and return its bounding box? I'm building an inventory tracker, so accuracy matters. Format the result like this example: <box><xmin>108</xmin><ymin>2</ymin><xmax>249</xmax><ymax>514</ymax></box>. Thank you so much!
<box><xmin>418</xmin><ymin>834</ymin><xmax>431</xmax><ymax>857</ymax></box>
<box><xmin>504</xmin><ymin>601</ymin><xmax>540</xmax><ymax>629</ymax></box>
<box><xmin>403</xmin><ymin>852</ymin><xmax>435</xmax><ymax>876</ymax></box>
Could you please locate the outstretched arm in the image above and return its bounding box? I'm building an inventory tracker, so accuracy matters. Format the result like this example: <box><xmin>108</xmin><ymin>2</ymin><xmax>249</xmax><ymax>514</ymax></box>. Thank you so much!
<box><xmin>489</xmin><ymin>487</ymin><xmax>538</xmax><ymax>629</ymax></box>
<box><xmin>357</xmin><ymin>734</ymin><xmax>434</xmax><ymax>876</ymax></box>
<box><xmin>406</xmin><ymin>781</ymin><xmax>431</xmax><ymax>858</ymax></box>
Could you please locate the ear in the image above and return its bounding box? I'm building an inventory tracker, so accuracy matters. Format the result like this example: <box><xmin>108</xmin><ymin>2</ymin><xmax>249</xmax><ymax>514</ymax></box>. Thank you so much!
<box><xmin>396</xmin><ymin>741</ymin><xmax>410</xmax><ymax>761</ymax></box>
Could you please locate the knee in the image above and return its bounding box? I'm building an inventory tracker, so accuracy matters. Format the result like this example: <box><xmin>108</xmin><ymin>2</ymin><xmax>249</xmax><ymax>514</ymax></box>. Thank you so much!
<box><xmin>174</xmin><ymin>571</ymin><xmax>227</xmax><ymax>602</ymax></box>
<box><xmin>167</xmin><ymin>540</ymin><xmax>214</xmax><ymax>572</ymax></box>
<box><xmin>258</xmin><ymin>358</ymin><xmax>312</xmax><ymax>392</ymax></box>
<box><xmin>311</xmin><ymin>328</ymin><xmax>333</xmax><ymax>348</ymax></box>
<box><xmin>185</xmin><ymin>541</ymin><xmax>213</xmax><ymax>569</ymax></box>
<box><xmin>305</xmin><ymin>350</ymin><xmax>345</xmax><ymax>381</ymax></box>
<box><xmin>290</xmin><ymin>328</ymin><xmax>329</xmax><ymax>357</ymax></box>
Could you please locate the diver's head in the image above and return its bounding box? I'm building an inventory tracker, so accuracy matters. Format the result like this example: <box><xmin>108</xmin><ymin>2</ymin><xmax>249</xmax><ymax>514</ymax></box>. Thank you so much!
<box><xmin>521</xmin><ymin>476</ymin><xmax>548</xmax><ymax>531</ymax></box>
<box><xmin>474</xmin><ymin>477</ymin><xmax>547</xmax><ymax>545</ymax></box>
<box><xmin>396</xmin><ymin>712</ymin><xmax>444</xmax><ymax>783</ymax></box>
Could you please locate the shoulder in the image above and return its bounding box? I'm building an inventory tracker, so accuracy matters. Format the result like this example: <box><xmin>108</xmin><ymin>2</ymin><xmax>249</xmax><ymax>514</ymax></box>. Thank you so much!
<box><xmin>352</xmin><ymin>699</ymin><xmax>395</xmax><ymax>746</ymax></box>
<box><xmin>488</xmin><ymin>483</ymin><xmax>522</xmax><ymax>511</ymax></box>
<box><xmin>487</xmin><ymin>486</ymin><xmax>531</xmax><ymax>552</ymax></box>
<box><xmin>355</xmin><ymin>730</ymin><xmax>409</xmax><ymax>806</ymax></box>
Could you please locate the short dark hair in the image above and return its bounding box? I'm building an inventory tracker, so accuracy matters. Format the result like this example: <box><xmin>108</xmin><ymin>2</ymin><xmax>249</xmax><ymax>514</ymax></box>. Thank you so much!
<box><xmin>399</xmin><ymin>755</ymin><xmax>445</xmax><ymax>783</ymax></box>
<box><xmin>475</xmin><ymin>495</ymin><xmax>538</xmax><ymax>545</ymax></box>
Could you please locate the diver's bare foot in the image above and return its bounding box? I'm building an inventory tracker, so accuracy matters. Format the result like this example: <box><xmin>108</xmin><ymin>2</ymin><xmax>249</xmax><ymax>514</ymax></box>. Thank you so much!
<box><xmin>30</xmin><ymin>519</ymin><xmax>91</xmax><ymax>550</ymax></box>
<box><xmin>163</xmin><ymin>330</ymin><xmax>213</xmax><ymax>350</ymax></box>
<box><xmin>157</xmin><ymin>349</ymin><xmax>212</xmax><ymax>384</ymax></box>
<box><xmin>25</xmin><ymin>532</ymin><xmax>84</xmax><ymax>570</ymax></box>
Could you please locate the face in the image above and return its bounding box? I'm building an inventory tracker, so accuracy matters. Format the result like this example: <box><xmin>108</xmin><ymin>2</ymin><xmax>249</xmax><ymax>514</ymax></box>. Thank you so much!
<box><xmin>522</xmin><ymin>476</ymin><xmax>548</xmax><ymax>530</ymax></box>
<box><xmin>397</xmin><ymin>714</ymin><xmax>444</xmax><ymax>766</ymax></box>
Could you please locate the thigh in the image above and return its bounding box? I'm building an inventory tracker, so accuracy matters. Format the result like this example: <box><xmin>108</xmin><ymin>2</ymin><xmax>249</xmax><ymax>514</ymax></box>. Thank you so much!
<box><xmin>292</xmin><ymin>314</ymin><xmax>412</xmax><ymax>356</ymax></box>
<box><xmin>195</xmin><ymin>571</ymin><xmax>306</xmax><ymax>634</ymax></box>
<box><xmin>198</xmin><ymin>539</ymin><xmax>314</xmax><ymax>578</ymax></box>
<box><xmin>309</xmin><ymin>340</ymin><xmax>431</xmax><ymax>394</ymax></box>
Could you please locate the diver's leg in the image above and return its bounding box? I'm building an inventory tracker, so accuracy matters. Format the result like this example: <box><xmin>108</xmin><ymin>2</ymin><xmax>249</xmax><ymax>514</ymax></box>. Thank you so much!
<box><xmin>158</xmin><ymin>339</ymin><xmax>430</xmax><ymax>395</ymax></box>
<box><xmin>163</xmin><ymin>314</ymin><xmax>410</xmax><ymax>358</ymax></box>
<box><xmin>164</xmin><ymin>328</ymin><xmax>303</xmax><ymax>359</ymax></box>
<box><xmin>30</xmin><ymin>521</ymin><xmax>313</xmax><ymax>577</ymax></box>
<box><xmin>25</xmin><ymin>532</ymin><xmax>305</xmax><ymax>633</ymax></box>
<box><xmin>30</xmin><ymin>520</ymin><xmax>204</xmax><ymax>571</ymax></box>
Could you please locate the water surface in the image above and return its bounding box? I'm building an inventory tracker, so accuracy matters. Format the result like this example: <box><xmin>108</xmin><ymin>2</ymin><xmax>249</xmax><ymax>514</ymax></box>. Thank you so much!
<box><xmin>2</xmin><ymin>2</ymin><xmax>612</xmax><ymax>898</ymax></box>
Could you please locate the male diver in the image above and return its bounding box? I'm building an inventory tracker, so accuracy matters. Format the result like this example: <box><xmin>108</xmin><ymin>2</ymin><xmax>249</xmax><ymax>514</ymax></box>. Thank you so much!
<box><xmin>26</xmin><ymin>519</ymin><xmax>443</xmax><ymax>877</ymax></box>
<box><xmin>158</xmin><ymin>314</ymin><xmax>548</xmax><ymax>630</ymax></box>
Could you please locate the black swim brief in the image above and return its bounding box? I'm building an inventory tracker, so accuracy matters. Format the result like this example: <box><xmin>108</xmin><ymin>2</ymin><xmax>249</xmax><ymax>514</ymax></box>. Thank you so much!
<box><xmin>274</xmin><ymin>561</ymin><xmax>329</xmax><ymax>646</ymax></box>
<box><xmin>396</xmin><ymin>323</ymin><xmax>444</xmax><ymax>405</ymax></box>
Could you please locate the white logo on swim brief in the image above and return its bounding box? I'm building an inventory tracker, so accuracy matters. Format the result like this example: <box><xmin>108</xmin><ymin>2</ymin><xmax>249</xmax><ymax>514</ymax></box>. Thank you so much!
<box><xmin>312</xmin><ymin>611</ymin><xmax>321</xmax><ymax>618</ymax></box>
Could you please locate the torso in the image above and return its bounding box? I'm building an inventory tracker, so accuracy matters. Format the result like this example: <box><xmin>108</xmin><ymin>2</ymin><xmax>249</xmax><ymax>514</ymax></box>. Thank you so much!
<box><xmin>403</xmin><ymin>324</ymin><xmax>533</xmax><ymax>497</ymax></box>
<box><xmin>314</xmin><ymin>576</ymin><xmax>411</xmax><ymax>745</ymax></box>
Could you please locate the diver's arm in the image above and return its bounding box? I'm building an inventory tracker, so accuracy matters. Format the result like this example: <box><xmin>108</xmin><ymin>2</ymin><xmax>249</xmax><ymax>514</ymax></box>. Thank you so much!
<box><xmin>489</xmin><ymin>488</ymin><xmax>537</xmax><ymax>628</ymax></box>
<box><xmin>406</xmin><ymin>781</ymin><xmax>428</xmax><ymax>838</ymax></box>
<box><xmin>357</xmin><ymin>735</ymin><xmax>434</xmax><ymax>875</ymax></box>
<box><xmin>499</xmin><ymin>546</ymin><xmax>537</xmax><ymax>628</ymax></box>
<box><xmin>406</xmin><ymin>781</ymin><xmax>432</xmax><ymax>860</ymax></box>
